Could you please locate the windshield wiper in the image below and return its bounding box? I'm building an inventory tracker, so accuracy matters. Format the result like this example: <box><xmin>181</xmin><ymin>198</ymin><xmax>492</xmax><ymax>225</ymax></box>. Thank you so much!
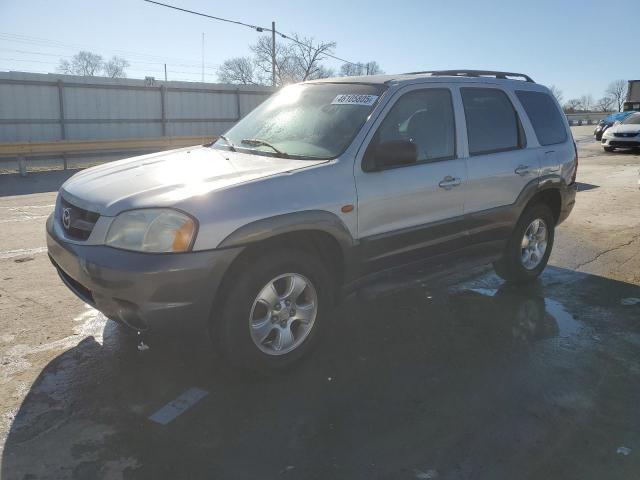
<box><xmin>240</xmin><ymin>138</ymin><xmax>289</xmax><ymax>157</ymax></box>
<box><xmin>218</xmin><ymin>135</ymin><xmax>237</xmax><ymax>151</ymax></box>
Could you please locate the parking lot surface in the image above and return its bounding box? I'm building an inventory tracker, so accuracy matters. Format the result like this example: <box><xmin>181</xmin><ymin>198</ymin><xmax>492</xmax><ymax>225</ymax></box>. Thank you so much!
<box><xmin>1</xmin><ymin>126</ymin><xmax>639</xmax><ymax>479</ymax></box>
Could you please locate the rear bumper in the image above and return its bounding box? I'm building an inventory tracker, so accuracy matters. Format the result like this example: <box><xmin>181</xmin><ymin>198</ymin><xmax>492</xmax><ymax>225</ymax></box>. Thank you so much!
<box><xmin>46</xmin><ymin>214</ymin><xmax>242</xmax><ymax>332</ymax></box>
<box><xmin>557</xmin><ymin>183</ymin><xmax>577</xmax><ymax>225</ymax></box>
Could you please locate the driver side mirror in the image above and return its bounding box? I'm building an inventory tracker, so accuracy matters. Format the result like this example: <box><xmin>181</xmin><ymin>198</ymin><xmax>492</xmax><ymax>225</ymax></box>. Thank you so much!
<box><xmin>363</xmin><ymin>140</ymin><xmax>418</xmax><ymax>172</ymax></box>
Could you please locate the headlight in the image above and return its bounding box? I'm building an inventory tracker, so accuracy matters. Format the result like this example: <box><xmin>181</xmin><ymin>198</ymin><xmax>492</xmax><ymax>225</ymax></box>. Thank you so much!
<box><xmin>106</xmin><ymin>209</ymin><xmax>197</xmax><ymax>253</ymax></box>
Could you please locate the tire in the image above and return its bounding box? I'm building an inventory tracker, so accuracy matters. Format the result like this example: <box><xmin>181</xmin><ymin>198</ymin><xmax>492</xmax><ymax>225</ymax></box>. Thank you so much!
<box><xmin>212</xmin><ymin>249</ymin><xmax>332</xmax><ymax>371</ymax></box>
<box><xmin>604</xmin><ymin>146</ymin><xmax>615</xmax><ymax>152</ymax></box>
<box><xmin>493</xmin><ymin>203</ymin><xmax>555</xmax><ymax>284</ymax></box>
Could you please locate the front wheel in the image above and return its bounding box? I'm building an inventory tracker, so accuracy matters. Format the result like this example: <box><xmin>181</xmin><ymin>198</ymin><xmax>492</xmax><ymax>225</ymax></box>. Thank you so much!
<box><xmin>493</xmin><ymin>203</ymin><xmax>555</xmax><ymax>283</ymax></box>
<box><xmin>212</xmin><ymin>249</ymin><xmax>331</xmax><ymax>371</ymax></box>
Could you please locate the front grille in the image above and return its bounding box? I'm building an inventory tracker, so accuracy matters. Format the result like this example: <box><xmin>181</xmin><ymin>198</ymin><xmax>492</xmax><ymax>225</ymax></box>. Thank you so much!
<box><xmin>610</xmin><ymin>141</ymin><xmax>640</xmax><ymax>147</ymax></box>
<box><xmin>60</xmin><ymin>198</ymin><xmax>99</xmax><ymax>240</ymax></box>
<box><xmin>614</xmin><ymin>132</ymin><xmax>639</xmax><ymax>138</ymax></box>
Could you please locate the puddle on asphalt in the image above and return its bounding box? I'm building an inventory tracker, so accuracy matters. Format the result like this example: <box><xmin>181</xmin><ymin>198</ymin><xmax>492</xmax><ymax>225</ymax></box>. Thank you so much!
<box><xmin>544</xmin><ymin>298</ymin><xmax>582</xmax><ymax>337</ymax></box>
<box><xmin>465</xmin><ymin>287</ymin><xmax>583</xmax><ymax>341</ymax></box>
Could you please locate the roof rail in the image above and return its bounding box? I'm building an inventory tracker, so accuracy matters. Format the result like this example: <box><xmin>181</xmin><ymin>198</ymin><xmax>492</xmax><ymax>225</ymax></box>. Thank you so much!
<box><xmin>404</xmin><ymin>70</ymin><xmax>535</xmax><ymax>83</ymax></box>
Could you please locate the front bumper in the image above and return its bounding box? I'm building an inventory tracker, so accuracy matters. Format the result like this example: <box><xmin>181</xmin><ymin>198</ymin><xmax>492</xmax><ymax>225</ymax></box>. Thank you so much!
<box><xmin>46</xmin><ymin>214</ymin><xmax>242</xmax><ymax>332</ymax></box>
<box><xmin>602</xmin><ymin>135</ymin><xmax>640</xmax><ymax>148</ymax></box>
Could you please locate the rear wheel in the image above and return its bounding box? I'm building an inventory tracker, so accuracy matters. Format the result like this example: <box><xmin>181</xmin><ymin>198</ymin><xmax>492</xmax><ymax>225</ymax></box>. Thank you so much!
<box><xmin>493</xmin><ymin>203</ymin><xmax>555</xmax><ymax>283</ymax></box>
<box><xmin>212</xmin><ymin>249</ymin><xmax>331</xmax><ymax>371</ymax></box>
<box><xmin>604</xmin><ymin>146</ymin><xmax>615</xmax><ymax>152</ymax></box>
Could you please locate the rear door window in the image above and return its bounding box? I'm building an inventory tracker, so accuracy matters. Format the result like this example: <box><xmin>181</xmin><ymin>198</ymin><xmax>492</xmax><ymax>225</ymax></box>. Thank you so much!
<box><xmin>516</xmin><ymin>90</ymin><xmax>567</xmax><ymax>146</ymax></box>
<box><xmin>461</xmin><ymin>88</ymin><xmax>525</xmax><ymax>156</ymax></box>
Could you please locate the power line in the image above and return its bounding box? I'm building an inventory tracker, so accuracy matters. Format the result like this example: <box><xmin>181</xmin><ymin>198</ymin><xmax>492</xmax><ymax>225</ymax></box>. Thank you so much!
<box><xmin>0</xmin><ymin>32</ymin><xmax>220</xmax><ymax>68</ymax></box>
<box><xmin>0</xmin><ymin>48</ymin><xmax>220</xmax><ymax>72</ymax></box>
<box><xmin>0</xmin><ymin>56</ymin><xmax>220</xmax><ymax>76</ymax></box>
<box><xmin>144</xmin><ymin>0</ymin><xmax>268</xmax><ymax>32</ymax></box>
<box><xmin>0</xmin><ymin>59</ymin><xmax>220</xmax><ymax>80</ymax></box>
<box><xmin>0</xmin><ymin>47</ymin><xmax>219</xmax><ymax>69</ymax></box>
<box><xmin>142</xmin><ymin>0</ymin><xmax>359</xmax><ymax>66</ymax></box>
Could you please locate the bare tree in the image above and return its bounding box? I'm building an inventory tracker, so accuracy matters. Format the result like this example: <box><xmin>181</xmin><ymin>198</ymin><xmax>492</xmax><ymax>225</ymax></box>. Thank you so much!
<box><xmin>364</xmin><ymin>61</ymin><xmax>384</xmax><ymax>75</ymax></box>
<box><xmin>606</xmin><ymin>79</ymin><xmax>628</xmax><ymax>112</ymax></box>
<box><xmin>250</xmin><ymin>35</ymin><xmax>296</xmax><ymax>85</ymax></box>
<box><xmin>218</xmin><ymin>34</ymin><xmax>343</xmax><ymax>86</ymax></box>
<box><xmin>103</xmin><ymin>56</ymin><xmax>129</xmax><ymax>78</ymax></box>
<box><xmin>288</xmin><ymin>34</ymin><xmax>336</xmax><ymax>82</ymax></box>
<box><xmin>57</xmin><ymin>51</ymin><xmax>104</xmax><ymax>76</ymax></box>
<box><xmin>340</xmin><ymin>61</ymin><xmax>384</xmax><ymax>77</ymax></box>
<box><xmin>595</xmin><ymin>96</ymin><xmax>615</xmax><ymax>112</ymax></box>
<box><xmin>548</xmin><ymin>85</ymin><xmax>563</xmax><ymax>105</ymax></box>
<box><xmin>563</xmin><ymin>98</ymin><xmax>582</xmax><ymax>113</ymax></box>
<box><xmin>579</xmin><ymin>94</ymin><xmax>594</xmax><ymax>112</ymax></box>
<box><xmin>217</xmin><ymin>57</ymin><xmax>259</xmax><ymax>85</ymax></box>
<box><xmin>340</xmin><ymin>62</ymin><xmax>361</xmax><ymax>77</ymax></box>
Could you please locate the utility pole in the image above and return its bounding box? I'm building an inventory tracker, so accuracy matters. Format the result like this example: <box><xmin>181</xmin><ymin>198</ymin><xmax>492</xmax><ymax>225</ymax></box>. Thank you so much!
<box><xmin>271</xmin><ymin>21</ymin><xmax>276</xmax><ymax>87</ymax></box>
<box><xmin>201</xmin><ymin>32</ymin><xmax>205</xmax><ymax>82</ymax></box>
<box><xmin>164</xmin><ymin>63</ymin><xmax>167</xmax><ymax>81</ymax></box>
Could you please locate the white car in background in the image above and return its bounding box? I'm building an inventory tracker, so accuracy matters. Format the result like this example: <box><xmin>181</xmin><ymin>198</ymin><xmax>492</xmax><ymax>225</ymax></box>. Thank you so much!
<box><xmin>602</xmin><ymin>112</ymin><xmax>640</xmax><ymax>152</ymax></box>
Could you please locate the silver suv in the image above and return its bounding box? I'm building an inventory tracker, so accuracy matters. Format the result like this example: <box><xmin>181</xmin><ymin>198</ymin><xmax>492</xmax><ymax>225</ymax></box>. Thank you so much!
<box><xmin>47</xmin><ymin>70</ymin><xmax>577</xmax><ymax>369</ymax></box>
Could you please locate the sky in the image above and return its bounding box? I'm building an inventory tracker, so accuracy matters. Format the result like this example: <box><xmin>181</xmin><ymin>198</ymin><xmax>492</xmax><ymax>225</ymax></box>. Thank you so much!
<box><xmin>0</xmin><ymin>0</ymin><xmax>637</xmax><ymax>101</ymax></box>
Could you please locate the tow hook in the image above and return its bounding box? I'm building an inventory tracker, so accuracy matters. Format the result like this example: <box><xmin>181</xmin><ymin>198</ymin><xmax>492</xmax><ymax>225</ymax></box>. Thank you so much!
<box><xmin>137</xmin><ymin>330</ymin><xmax>150</xmax><ymax>352</ymax></box>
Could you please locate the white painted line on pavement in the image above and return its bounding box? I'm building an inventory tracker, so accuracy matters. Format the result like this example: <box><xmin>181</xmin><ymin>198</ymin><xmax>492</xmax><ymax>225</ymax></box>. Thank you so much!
<box><xmin>0</xmin><ymin>215</ymin><xmax>49</xmax><ymax>223</ymax></box>
<box><xmin>0</xmin><ymin>247</ymin><xmax>47</xmax><ymax>259</ymax></box>
<box><xmin>148</xmin><ymin>387</ymin><xmax>209</xmax><ymax>425</ymax></box>
<box><xmin>0</xmin><ymin>204</ymin><xmax>55</xmax><ymax>210</ymax></box>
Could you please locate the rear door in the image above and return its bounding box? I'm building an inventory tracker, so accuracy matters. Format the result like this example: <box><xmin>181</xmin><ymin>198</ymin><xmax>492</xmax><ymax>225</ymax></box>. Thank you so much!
<box><xmin>354</xmin><ymin>84</ymin><xmax>467</xmax><ymax>273</ymax></box>
<box><xmin>514</xmin><ymin>89</ymin><xmax>573</xmax><ymax>183</ymax></box>
<box><xmin>460</xmin><ymin>86</ymin><xmax>540</xmax><ymax>244</ymax></box>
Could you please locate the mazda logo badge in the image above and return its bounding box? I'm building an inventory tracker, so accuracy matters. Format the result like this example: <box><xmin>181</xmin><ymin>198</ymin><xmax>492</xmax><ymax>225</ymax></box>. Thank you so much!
<box><xmin>62</xmin><ymin>208</ymin><xmax>71</xmax><ymax>230</ymax></box>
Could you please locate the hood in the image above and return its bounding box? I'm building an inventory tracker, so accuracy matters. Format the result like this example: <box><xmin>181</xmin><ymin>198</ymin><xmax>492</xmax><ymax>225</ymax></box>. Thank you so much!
<box><xmin>608</xmin><ymin>123</ymin><xmax>640</xmax><ymax>134</ymax></box>
<box><xmin>61</xmin><ymin>146</ymin><xmax>326</xmax><ymax>216</ymax></box>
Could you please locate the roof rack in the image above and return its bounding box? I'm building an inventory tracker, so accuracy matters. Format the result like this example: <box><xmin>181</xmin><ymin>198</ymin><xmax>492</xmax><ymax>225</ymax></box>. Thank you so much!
<box><xmin>404</xmin><ymin>70</ymin><xmax>535</xmax><ymax>83</ymax></box>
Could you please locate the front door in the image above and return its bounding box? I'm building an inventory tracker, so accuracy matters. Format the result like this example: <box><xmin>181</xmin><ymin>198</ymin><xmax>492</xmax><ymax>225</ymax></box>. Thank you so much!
<box><xmin>354</xmin><ymin>85</ymin><xmax>467</xmax><ymax>273</ymax></box>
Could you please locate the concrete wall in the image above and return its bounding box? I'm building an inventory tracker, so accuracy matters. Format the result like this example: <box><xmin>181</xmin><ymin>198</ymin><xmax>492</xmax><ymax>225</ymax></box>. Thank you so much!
<box><xmin>0</xmin><ymin>71</ymin><xmax>274</xmax><ymax>143</ymax></box>
<box><xmin>565</xmin><ymin>112</ymin><xmax>613</xmax><ymax>126</ymax></box>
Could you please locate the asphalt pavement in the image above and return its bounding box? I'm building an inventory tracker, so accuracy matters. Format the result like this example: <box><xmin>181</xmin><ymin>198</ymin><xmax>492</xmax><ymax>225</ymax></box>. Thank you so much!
<box><xmin>0</xmin><ymin>126</ymin><xmax>639</xmax><ymax>479</ymax></box>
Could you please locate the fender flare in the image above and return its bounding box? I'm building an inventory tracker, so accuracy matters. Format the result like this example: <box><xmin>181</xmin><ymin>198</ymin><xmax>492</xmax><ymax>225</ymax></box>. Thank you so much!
<box><xmin>513</xmin><ymin>174</ymin><xmax>567</xmax><ymax>218</ymax></box>
<box><xmin>217</xmin><ymin>210</ymin><xmax>355</xmax><ymax>255</ymax></box>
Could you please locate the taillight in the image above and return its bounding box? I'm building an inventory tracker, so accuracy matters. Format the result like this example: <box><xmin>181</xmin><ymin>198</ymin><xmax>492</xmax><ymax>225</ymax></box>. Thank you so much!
<box><xmin>570</xmin><ymin>141</ymin><xmax>578</xmax><ymax>184</ymax></box>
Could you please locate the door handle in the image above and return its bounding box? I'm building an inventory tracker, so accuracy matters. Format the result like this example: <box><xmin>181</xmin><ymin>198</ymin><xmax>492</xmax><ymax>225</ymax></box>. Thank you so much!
<box><xmin>514</xmin><ymin>165</ymin><xmax>530</xmax><ymax>176</ymax></box>
<box><xmin>438</xmin><ymin>175</ymin><xmax>461</xmax><ymax>189</ymax></box>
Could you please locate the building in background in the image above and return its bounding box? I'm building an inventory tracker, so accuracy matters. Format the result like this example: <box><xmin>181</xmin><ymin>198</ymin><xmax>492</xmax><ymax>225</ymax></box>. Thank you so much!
<box><xmin>624</xmin><ymin>80</ymin><xmax>640</xmax><ymax>112</ymax></box>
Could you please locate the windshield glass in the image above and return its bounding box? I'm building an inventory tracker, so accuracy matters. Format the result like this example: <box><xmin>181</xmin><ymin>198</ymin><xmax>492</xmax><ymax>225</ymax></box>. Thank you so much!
<box><xmin>622</xmin><ymin>113</ymin><xmax>640</xmax><ymax>125</ymax></box>
<box><xmin>213</xmin><ymin>83</ymin><xmax>386</xmax><ymax>159</ymax></box>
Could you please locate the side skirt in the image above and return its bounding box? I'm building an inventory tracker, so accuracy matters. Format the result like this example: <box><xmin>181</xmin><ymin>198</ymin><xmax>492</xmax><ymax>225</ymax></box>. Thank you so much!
<box><xmin>341</xmin><ymin>239</ymin><xmax>505</xmax><ymax>299</ymax></box>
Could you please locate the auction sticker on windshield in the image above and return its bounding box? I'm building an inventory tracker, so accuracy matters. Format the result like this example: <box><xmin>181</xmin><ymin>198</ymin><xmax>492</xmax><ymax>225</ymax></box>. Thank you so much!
<box><xmin>331</xmin><ymin>94</ymin><xmax>379</xmax><ymax>106</ymax></box>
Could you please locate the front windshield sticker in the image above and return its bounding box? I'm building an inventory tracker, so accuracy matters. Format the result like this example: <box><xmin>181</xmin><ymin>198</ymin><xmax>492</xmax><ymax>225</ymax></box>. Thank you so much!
<box><xmin>331</xmin><ymin>94</ymin><xmax>379</xmax><ymax>106</ymax></box>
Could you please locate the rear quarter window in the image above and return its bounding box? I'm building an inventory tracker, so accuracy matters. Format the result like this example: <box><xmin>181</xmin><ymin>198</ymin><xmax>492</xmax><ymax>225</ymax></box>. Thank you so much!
<box><xmin>516</xmin><ymin>90</ymin><xmax>567</xmax><ymax>146</ymax></box>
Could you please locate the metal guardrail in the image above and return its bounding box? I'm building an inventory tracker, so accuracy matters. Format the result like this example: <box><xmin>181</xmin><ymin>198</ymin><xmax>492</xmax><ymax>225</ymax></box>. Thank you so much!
<box><xmin>0</xmin><ymin>110</ymin><xmax>620</xmax><ymax>177</ymax></box>
<box><xmin>565</xmin><ymin>112</ymin><xmax>613</xmax><ymax>126</ymax></box>
<box><xmin>0</xmin><ymin>136</ymin><xmax>214</xmax><ymax>176</ymax></box>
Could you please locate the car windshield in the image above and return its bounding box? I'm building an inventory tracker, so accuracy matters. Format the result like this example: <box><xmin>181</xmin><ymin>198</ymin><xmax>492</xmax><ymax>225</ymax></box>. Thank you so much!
<box><xmin>213</xmin><ymin>83</ymin><xmax>386</xmax><ymax>159</ymax></box>
<box><xmin>622</xmin><ymin>113</ymin><xmax>640</xmax><ymax>125</ymax></box>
